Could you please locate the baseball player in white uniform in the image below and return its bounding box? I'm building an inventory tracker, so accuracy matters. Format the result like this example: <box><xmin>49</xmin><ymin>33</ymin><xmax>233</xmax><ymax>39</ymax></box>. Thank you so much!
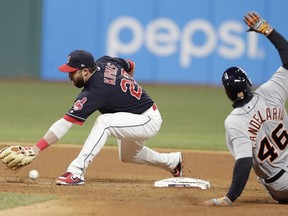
<box><xmin>0</xmin><ymin>52</ymin><xmax>183</xmax><ymax>185</ymax></box>
<box><xmin>205</xmin><ymin>12</ymin><xmax>288</xmax><ymax>205</ymax></box>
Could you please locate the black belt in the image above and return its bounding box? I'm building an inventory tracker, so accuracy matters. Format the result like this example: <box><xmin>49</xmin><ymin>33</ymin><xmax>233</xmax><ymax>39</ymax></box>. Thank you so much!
<box><xmin>265</xmin><ymin>169</ymin><xmax>285</xmax><ymax>184</ymax></box>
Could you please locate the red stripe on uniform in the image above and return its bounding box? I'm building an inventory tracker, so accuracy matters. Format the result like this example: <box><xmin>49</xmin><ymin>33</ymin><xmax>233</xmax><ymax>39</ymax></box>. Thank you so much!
<box><xmin>152</xmin><ymin>104</ymin><xmax>157</xmax><ymax>111</ymax></box>
<box><xmin>126</xmin><ymin>59</ymin><xmax>135</xmax><ymax>72</ymax></box>
<box><xmin>63</xmin><ymin>114</ymin><xmax>84</xmax><ymax>126</ymax></box>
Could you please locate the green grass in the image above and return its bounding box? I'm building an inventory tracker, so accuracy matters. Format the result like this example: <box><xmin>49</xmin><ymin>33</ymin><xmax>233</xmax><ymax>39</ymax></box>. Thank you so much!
<box><xmin>0</xmin><ymin>192</ymin><xmax>55</xmax><ymax>210</ymax></box>
<box><xmin>0</xmin><ymin>81</ymin><xmax>232</xmax><ymax>151</ymax></box>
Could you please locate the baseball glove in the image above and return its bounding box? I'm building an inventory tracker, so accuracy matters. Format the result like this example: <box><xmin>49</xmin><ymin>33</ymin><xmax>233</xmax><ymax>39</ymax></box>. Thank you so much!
<box><xmin>0</xmin><ymin>146</ymin><xmax>36</xmax><ymax>171</ymax></box>
<box><xmin>244</xmin><ymin>12</ymin><xmax>273</xmax><ymax>36</ymax></box>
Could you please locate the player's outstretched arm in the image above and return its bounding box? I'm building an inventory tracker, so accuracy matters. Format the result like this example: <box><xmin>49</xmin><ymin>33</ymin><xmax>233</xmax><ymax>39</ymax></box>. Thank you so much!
<box><xmin>32</xmin><ymin>130</ymin><xmax>59</xmax><ymax>154</ymax></box>
<box><xmin>33</xmin><ymin>117</ymin><xmax>74</xmax><ymax>153</ymax></box>
<box><xmin>0</xmin><ymin>118</ymin><xmax>74</xmax><ymax>171</ymax></box>
<box><xmin>267</xmin><ymin>30</ymin><xmax>288</xmax><ymax>70</ymax></box>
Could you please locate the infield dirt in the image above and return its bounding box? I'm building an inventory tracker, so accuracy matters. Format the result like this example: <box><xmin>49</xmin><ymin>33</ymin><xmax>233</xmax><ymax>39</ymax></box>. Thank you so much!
<box><xmin>0</xmin><ymin>145</ymin><xmax>287</xmax><ymax>216</ymax></box>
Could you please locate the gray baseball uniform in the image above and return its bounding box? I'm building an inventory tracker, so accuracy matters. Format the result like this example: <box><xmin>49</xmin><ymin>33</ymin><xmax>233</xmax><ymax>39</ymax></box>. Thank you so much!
<box><xmin>225</xmin><ymin>66</ymin><xmax>288</xmax><ymax>202</ymax></box>
<box><xmin>204</xmin><ymin>12</ymin><xmax>288</xmax><ymax>206</ymax></box>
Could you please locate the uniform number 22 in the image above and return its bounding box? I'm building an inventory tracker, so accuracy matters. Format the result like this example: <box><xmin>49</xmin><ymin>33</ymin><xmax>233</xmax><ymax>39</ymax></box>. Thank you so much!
<box><xmin>258</xmin><ymin>123</ymin><xmax>288</xmax><ymax>162</ymax></box>
<box><xmin>120</xmin><ymin>79</ymin><xmax>142</xmax><ymax>100</ymax></box>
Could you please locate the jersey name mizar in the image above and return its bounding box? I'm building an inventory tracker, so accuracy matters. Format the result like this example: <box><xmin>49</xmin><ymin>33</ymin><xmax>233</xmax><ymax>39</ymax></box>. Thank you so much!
<box><xmin>64</xmin><ymin>56</ymin><xmax>154</xmax><ymax>125</ymax></box>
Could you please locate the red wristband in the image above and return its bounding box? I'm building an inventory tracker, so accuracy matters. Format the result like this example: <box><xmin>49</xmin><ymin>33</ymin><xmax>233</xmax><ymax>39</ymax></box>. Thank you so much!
<box><xmin>36</xmin><ymin>138</ymin><xmax>49</xmax><ymax>151</ymax></box>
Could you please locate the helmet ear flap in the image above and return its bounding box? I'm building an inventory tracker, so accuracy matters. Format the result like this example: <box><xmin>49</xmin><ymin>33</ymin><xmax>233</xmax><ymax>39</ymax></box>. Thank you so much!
<box><xmin>222</xmin><ymin>67</ymin><xmax>252</xmax><ymax>102</ymax></box>
<box><xmin>247</xmin><ymin>77</ymin><xmax>252</xmax><ymax>87</ymax></box>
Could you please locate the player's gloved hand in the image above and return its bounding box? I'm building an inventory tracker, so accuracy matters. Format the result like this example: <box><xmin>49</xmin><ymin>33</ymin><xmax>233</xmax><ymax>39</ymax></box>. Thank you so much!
<box><xmin>203</xmin><ymin>196</ymin><xmax>232</xmax><ymax>206</ymax></box>
<box><xmin>244</xmin><ymin>12</ymin><xmax>273</xmax><ymax>36</ymax></box>
<box><xmin>0</xmin><ymin>146</ymin><xmax>37</xmax><ymax>171</ymax></box>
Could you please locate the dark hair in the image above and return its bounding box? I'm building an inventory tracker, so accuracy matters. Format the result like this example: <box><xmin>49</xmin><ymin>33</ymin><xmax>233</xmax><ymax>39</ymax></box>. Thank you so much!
<box><xmin>87</xmin><ymin>63</ymin><xmax>97</xmax><ymax>73</ymax></box>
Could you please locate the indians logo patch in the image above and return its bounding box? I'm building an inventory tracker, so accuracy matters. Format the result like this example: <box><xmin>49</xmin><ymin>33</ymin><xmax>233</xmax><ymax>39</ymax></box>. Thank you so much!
<box><xmin>73</xmin><ymin>97</ymin><xmax>87</xmax><ymax>111</ymax></box>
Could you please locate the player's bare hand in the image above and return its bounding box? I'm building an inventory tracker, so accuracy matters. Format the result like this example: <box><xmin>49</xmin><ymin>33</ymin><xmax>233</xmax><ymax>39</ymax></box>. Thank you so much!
<box><xmin>203</xmin><ymin>196</ymin><xmax>232</xmax><ymax>206</ymax></box>
<box><xmin>243</xmin><ymin>12</ymin><xmax>273</xmax><ymax>36</ymax></box>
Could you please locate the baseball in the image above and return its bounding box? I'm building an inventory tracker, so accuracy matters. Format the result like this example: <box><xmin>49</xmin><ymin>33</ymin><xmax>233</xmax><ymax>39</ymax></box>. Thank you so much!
<box><xmin>29</xmin><ymin>170</ymin><xmax>39</xmax><ymax>180</ymax></box>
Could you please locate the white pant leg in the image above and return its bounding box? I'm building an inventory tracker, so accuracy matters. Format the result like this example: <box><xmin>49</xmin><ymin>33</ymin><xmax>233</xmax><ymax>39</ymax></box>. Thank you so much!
<box><xmin>67</xmin><ymin>106</ymin><xmax>179</xmax><ymax>178</ymax></box>
<box><xmin>67</xmin><ymin>115</ymin><xmax>111</xmax><ymax>179</ymax></box>
<box><xmin>118</xmin><ymin>139</ymin><xmax>180</xmax><ymax>171</ymax></box>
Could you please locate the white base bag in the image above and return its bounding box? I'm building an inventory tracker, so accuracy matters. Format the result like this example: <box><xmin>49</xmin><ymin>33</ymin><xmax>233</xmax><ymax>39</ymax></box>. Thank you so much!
<box><xmin>154</xmin><ymin>177</ymin><xmax>210</xmax><ymax>190</ymax></box>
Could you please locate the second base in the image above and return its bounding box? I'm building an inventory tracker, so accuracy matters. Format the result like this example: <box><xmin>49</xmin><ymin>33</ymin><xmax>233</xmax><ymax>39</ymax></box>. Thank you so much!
<box><xmin>154</xmin><ymin>177</ymin><xmax>210</xmax><ymax>190</ymax></box>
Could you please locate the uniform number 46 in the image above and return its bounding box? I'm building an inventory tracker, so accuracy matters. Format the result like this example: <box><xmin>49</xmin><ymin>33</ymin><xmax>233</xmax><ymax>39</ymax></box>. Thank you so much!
<box><xmin>258</xmin><ymin>123</ymin><xmax>288</xmax><ymax>162</ymax></box>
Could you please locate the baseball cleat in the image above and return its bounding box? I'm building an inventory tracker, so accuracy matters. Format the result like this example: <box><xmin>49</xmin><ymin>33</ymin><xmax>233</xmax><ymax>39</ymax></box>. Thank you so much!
<box><xmin>170</xmin><ymin>152</ymin><xmax>183</xmax><ymax>177</ymax></box>
<box><xmin>56</xmin><ymin>172</ymin><xmax>85</xmax><ymax>185</ymax></box>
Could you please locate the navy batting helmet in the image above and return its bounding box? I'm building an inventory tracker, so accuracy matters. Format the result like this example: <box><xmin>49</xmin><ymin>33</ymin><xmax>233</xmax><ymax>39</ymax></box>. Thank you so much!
<box><xmin>222</xmin><ymin>67</ymin><xmax>252</xmax><ymax>102</ymax></box>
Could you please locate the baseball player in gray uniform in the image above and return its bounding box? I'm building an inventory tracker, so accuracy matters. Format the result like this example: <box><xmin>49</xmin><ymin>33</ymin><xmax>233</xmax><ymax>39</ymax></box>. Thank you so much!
<box><xmin>204</xmin><ymin>12</ymin><xmax>288</xmax><ymax>205</ymax></box>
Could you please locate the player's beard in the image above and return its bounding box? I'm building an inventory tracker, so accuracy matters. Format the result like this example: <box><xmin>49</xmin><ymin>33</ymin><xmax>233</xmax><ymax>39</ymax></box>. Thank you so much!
<box><xmin>72</xmin><ymin>76</ymin><xmax>85</xmax><ymax>88</ymax></box>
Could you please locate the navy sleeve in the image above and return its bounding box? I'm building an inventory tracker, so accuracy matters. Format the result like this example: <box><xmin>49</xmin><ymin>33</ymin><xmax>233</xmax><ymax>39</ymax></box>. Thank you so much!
<box><xmin>226</xmin><ymin>157</ymin><xmax>253</xmax><ymax>202</ymax></box>
<box><xmin>267</xmin><ymin>29</ymin><xmax>288</xmax><ymax>70</ymax></box>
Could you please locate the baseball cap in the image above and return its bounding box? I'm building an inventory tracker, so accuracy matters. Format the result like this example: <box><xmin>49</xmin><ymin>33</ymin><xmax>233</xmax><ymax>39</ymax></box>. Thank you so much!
<box><xmin>58</xmin><ymin>50</ymin><xmax>95</xmax><ymax>72</ymax></box>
